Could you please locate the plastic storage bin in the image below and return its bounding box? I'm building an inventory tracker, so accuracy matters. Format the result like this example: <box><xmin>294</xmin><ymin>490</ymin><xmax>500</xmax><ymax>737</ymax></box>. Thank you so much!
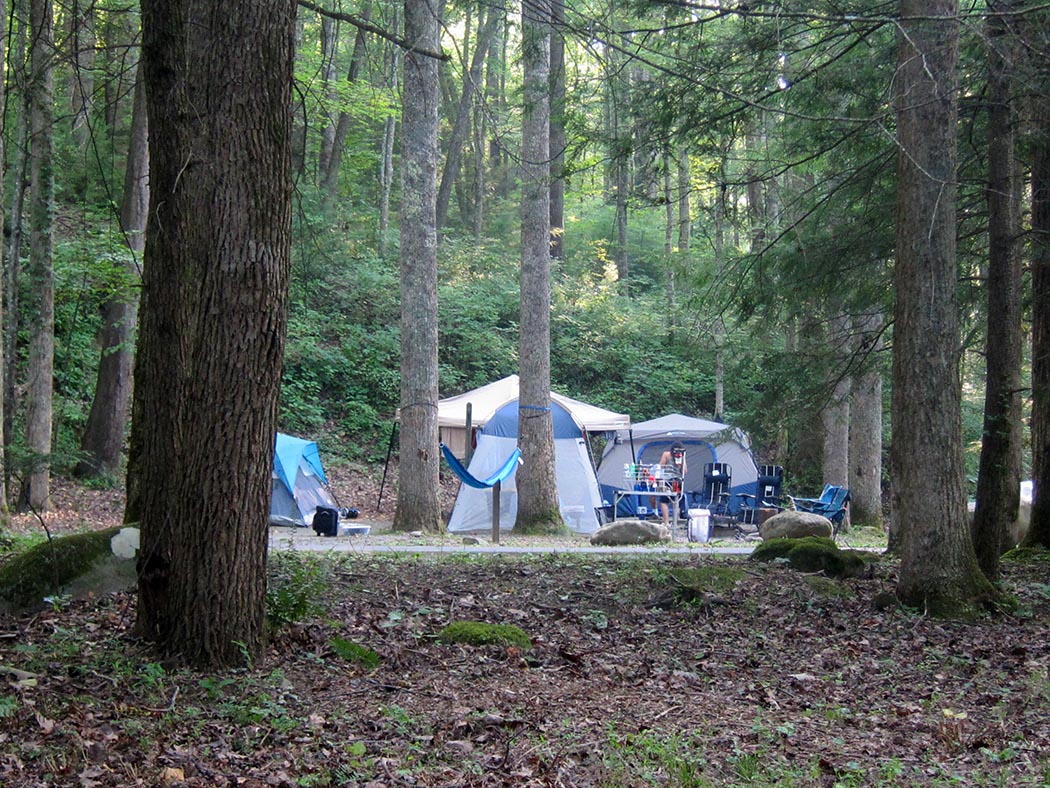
<box><xmin>687</xmin><ymin>508</ymin><xmax>711</xmax><ymax>543</ymax></box>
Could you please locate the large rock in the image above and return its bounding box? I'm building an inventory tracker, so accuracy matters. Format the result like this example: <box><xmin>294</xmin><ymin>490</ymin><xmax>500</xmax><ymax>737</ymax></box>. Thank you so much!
<box><xmin>590</xmin><ymin>520</ymin><xmax>671</xmax><ymax>546</ymax></box>
<box><xmin>759</xmin><ymin>510</ymin><xmax>833</xmax><ymax>540</ymax></box>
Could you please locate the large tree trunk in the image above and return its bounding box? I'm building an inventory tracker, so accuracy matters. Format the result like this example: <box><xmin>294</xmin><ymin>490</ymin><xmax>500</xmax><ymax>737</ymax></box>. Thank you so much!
<box><xmin>129</xmin><ymin>0</ymin><xmax>294</xmax><ymax>667</ymax></box>
<box><xmin>973</xmin><ymin>0</ymin><xmax>1023</xmax><ymax>577</ymax></box>
<box><xmin>76</xmin><ymin>69</ymin><xmax>149</xmax><ymax>480</ymax></box>
<box><xmin>848</xmin><ymin>312</ymin><xmax>884</xmax><ymax>528</ymax></box>
<box><xmin>22</xmin><ymin>0</ymin><xmax>56</xmax><ymax>512</ymax></box>
<box><xmin>892</xmin><ymin>0</ymin><xmax>992</xmax><ymax>613</ymax></box>
<box><xmin>1025</xmin><ymin>11</ymin><xmax>1050</xmax><ymax>550</ymax></box>
<box><xmin>515</xmin><ymin>0</ymin><xmax>561</xmax><ymax>535</ymax></box>
<box><xmin>392</xmin><ymin>0</ymin><xmax>442</xmax><ymax>534</ymax></box>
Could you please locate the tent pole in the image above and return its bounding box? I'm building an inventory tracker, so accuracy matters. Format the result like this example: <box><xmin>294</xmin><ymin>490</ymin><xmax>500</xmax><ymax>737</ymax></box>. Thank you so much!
<box><xmin>492</xmin><ymin>480</ymin><xmax>501</xmax><ymax>544</ymax></box>
<box><xmin>629</xmin><ymin>430</ymin><xmax>637</xmax><ymax>463</ymax></box>
<box><xmin>376</xmin><ymin>421</ymin><xmax>398</xmax><ymax>512</ymax></box>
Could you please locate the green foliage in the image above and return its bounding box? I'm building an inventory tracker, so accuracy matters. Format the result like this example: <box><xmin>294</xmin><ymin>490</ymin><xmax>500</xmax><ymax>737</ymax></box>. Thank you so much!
<box><xmin>750</xmin><ymin>537</ymin><xmax>868</xmax><ymax>579</ymax></box>
<box><xmin>266</xmin><ymin>552</ymin><xmax>330</xmax><ymax>631</ymax></box>
<box><xmin>0</xmin><ymin>527</ymin><xmax>121</xmax><ymax>611</ymax></box>
<box><xmin>666</xmin><ymin>565</ymin><xmax>745</xmax><ymax>595</ymax></box>
<box><xmin>329</xmin><ymin>637</ymin><xmax>381</xmax><ymax>670</ymax></box>
<box><xmin>438</xmin><ymin>620</ymin><xmax>532</xmax><ymax>650</ymax></box>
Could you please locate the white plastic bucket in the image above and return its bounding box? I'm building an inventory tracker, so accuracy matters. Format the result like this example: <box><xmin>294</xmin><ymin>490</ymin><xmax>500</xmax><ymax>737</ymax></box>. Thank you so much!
<box><xmin>687</xmin><ymin>508</ymin><xmax>711</xmax><ymax>543</ymax></box>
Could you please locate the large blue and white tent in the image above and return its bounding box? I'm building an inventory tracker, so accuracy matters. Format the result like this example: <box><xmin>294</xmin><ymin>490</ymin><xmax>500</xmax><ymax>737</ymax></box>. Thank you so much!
<box><xmin>445</xmin><ymin>395</ymin><xmax>624</xmax><ymax>534</ymax></box>
<box><xmin>270</xmin><ymin>432</ymin><xmax>337</xmax><ymax>527</ymax></box>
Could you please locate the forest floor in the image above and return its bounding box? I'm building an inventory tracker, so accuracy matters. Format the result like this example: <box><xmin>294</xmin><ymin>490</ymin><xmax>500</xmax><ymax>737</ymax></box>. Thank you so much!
<box><xmin>2</xmin><ymin>474</ymin><xmax>1049</xmax><ymax>787</ymax></box>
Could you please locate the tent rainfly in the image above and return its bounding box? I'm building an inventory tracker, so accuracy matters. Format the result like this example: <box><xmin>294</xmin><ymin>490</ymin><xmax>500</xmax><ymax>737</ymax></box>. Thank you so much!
<box><xmin>437</xmin><ymin>374</ymin><xmax>630</xmax><ymax>459</ymax></box>
<box><xmin>270</xmin><ymin>433</ymin><xmax>337</xmax><ymax>527</ymax></box>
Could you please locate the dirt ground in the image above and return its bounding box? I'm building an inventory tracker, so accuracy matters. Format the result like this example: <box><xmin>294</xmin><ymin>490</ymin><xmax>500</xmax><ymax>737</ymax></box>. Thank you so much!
<box><xmin>2</xmin><ymin>474</ymin><xmax>1049</xmax><ymax>787</ymax></box>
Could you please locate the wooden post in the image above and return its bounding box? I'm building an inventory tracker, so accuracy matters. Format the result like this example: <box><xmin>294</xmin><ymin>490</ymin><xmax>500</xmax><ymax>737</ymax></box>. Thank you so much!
<box><xmin>465</xmin><ymin>403</ymin><xmax>473</xmax><ymax>464</ymax></box>
<box><xmin>492</xmin><ymin>479</ymin><xmax>501</xmax><ymax>544</ymax></box>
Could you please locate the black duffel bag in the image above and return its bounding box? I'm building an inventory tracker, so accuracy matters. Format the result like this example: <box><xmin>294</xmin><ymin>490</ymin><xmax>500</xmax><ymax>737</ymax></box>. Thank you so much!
<box><xmin>313</xmin><ymin>506</ymin><xmax>340</xmax><ymax>537</ymax></box>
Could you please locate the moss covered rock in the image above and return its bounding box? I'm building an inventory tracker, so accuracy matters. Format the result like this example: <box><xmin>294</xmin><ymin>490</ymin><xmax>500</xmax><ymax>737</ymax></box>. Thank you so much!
<box><xmin>438</xmin><ymin>620</ymin><xmax>532</xmax><ymax>650</ymax></box>
<box><xmin>0</xmin><ymin>527</ymin><xmax>131</xmax><ymax>611</ymax></box>
<box><xmin>750</xmin><ymin>536</ymin><xmax>868</xmax><ymax>579</ymax></box>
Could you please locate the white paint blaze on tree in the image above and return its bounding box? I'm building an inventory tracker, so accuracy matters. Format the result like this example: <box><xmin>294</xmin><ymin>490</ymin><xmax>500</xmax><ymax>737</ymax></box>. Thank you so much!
<box><xmin>891</xmin><ymin>0</ymin><xmax>992</xmax><ymax>614</ymax></box>
<box><xmin>128</xmin><ymin>0</ymin><xmax>295</xmax><ymax>667</ymax></box>
<box><xmin>515</xmin><ymin>0</ymin><xmax>562</xmax><ymax>534</ymax></box>
<box><xmin>393</xmin><ymin>0</ymin><xmax>442</xmax><ymax>533</ymax></box>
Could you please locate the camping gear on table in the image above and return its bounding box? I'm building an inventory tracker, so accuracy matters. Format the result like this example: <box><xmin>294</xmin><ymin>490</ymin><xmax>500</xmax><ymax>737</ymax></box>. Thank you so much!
<box><xmin>597</xmin><ymin>414</ymin><xmax>760</xmax><ymax>521</ymax></box>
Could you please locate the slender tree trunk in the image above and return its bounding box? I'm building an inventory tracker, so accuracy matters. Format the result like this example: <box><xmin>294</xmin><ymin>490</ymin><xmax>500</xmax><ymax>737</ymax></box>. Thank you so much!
<box><xmin>0</xmin><ymin>0</ymin><xmax>7</xmax><ymax>507</ymax></box>
<box><xmin>677</xmin><ymin>148</ymin><xmax>691</xmax><ymax>252</ymax></box>
<box><xmin>549</xmin><ymin>0</ymin><xmax>565</xmax><ymax>259</ymax></box>
<box><xmin>822</xmin><ymin>313</ymin><xmax>851</xmax><ymax>489</ymax></box>
<box><xmin>76</xmin><ymin>71</ymin><xmax>148</xmax><ymax>480</ymax></box>
<box><xmin>4</xmin><ymin>26</ymin><xmax>28</xmax><ymax>497</ymax></box>
<box><xmin>317</xmin><ymin>16</ymin><xmax>339</xmax><ymax>181</ymax></box>
<box><xmin>392</xmin><ymin>0</ymin><xmax>442</xmax><ymax>533</ymax></box>
<box><xmin>515</xmin><ymin>0</ymin><xmax>561</xmax><ymax>534</ymax></box>
<box><xmin>22</xmin><ymin>0</ymin><xmax>56</xmax><ymax>512</ymax></box>
<box><xmin>321</xmin><ymin>2</ymin><xmax>372</xmax><ymax>199</ymax></box>
<box><xmin>378</xmin><ymin>7</ymin><xmax>400</xmax><ymax>260</ymax></box>
<box><xmin>663</xmin><ymin>152</ymin><xmax>676</xmax><ymax>325</ymax></box>
<box><xmin>436</xmin><ymin>4</ymin><xmax>495</xmax><ymax>234</ymax></box>
<box><xmin>849</xmin><ymin>312</ymin><xmax>884</xmax><ymax>528</ymax></box>
<box><xmin>973</xmin><ymin>0</ymin><xmax>1023</xmax><ymax>577</ymax></box>
<box><xmin>1025</xmin><ymin>10</ymin><xmax>1050</xmax><ymax>549</ymax></box>
<box><xmin>67</xmin><ymin>0</ymin><xmax>95</xmax><ymax>154</ymax></box>
<box><xmin>130</xmin><ymin>0</ymin><xmax>294</xmax><ymax>667</ymax></box>
<box><xmin>892</xmin><ymin>0</ymin><xmax>992</xmax><ymax>612</ymax></box>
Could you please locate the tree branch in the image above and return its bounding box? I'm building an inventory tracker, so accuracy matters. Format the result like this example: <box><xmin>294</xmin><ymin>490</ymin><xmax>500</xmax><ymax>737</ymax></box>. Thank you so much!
<box><xmin>297</xmin><ymin>0</ymin><xmax>449</xmax><ymax>61</ymax></box>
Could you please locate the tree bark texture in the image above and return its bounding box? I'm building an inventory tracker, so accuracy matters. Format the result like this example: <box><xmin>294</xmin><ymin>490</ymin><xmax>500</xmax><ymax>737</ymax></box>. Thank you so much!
<box><xmin>972</xmin><ymin>0</ymin><xmax>1023</xmax><ymax>577</ymax></box>
<box><xmin>77</xmin><ymin>70</ymin><xmax>149</xmax><ymax>480</ymax></box>
<box><xmin>892</xmin><ymin>0</ymin><xmax>991</xmax><ymax>613</ymax></box>
<box><xmin>22</xmin><ymin>0</ymin><xmax>56</xmax><ymax>512</ymax></box>
<box><xmin>677</xmin><ymin>148</ymin><xmax>691</xmax><ymax>252</ymax></box>
<box><xmin>0</xmin><ymin>0</ymin><xmax>7</xmax><ymax>507</ymax></box>
<box><xmin>1026</xmin><ymin>12</ymin><xmax>1050</xmax><ymax>549</ymax></box>
<box><xmin>515</xmin><ymin>0</ymin><xmax>561</xmax><ymax>534</ymax></box>
<box><xmin>129</xmin><ymin>0</ymin><xmax>295</xmax><ymax>667</ymax></box>
<box><xmin>848</xmin><ymin>312</ymin><xmax>884</xmax><ymax>528</ymax></box>
<box><xmin>67</xmin><ymin>0</ymin><xmax>95</xmax><ymax>152</ymax></box>
<box><xmin>821</xmin><ymin>313</ymin><xmax>851</xmax><ymax>489</ymax></box>
<box><xmin>392</xmin><ymin>0</ymin><xmax>442</xmax><ymax>533</ymax></box>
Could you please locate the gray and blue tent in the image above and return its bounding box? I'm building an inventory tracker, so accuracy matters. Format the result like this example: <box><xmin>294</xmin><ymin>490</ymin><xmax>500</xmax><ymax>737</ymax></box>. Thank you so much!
<box><xmin>270</xmin><ymin>432</ymin><xmax>337</xmax><ymax>527</ymax></box>
<box><xmin>596</xmin><ymin>414</ymin><xmax>760</xmax><ymax>517</ymax></box>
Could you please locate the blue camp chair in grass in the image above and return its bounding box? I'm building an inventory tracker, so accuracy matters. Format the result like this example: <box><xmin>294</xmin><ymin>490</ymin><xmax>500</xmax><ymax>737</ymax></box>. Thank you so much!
<box><xmin>786</xmin><ymin>484</ymin><xmax>851</xmax><ymax>533</ymax></box>
<box><xmin>737</xmin><ymin>465</ymin><xmax>784</xmax><ymax>524</ymax></box>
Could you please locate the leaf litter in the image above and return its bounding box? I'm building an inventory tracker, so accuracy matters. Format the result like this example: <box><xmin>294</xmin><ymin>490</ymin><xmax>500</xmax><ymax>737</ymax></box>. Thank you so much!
<box><xmin>1</xmin><ymin>550</ymin><xmax>1049</xmax><ymax>787</ymax></box>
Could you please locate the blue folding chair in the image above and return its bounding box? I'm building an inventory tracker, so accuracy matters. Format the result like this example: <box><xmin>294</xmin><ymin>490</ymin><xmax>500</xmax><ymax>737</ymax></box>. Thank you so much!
<box><xmin>786</xmin><ymin>484</ymin><xmax>851</xmax><ymax>533</ymax></box>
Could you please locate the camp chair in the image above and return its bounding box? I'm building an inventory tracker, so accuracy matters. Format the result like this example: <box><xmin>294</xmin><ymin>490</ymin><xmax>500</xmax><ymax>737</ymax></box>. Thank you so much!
<box><xmin>691</xmin><ymin>462</ymin><xmax>733</xmax><ymax>518</ymax></box>
<box><xmin>786</xmin><ymin>484</ymin><xmax>851</xmax><ymax>533</ymax></box>
<box><xmin>736</xmin><ymin>465</ymin><xmax>784</xmax><ymax>523</ymax></box>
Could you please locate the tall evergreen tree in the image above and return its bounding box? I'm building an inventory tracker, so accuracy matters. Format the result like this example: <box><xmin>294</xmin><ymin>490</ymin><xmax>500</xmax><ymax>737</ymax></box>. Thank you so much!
<box><xmin>892</xmin><ymin>0</ymin><xmax>993</xmax><ymax>613</ymax></box>
<box><xmin>972</xmin><ymin>0</ymin><xmax>1023</xmax><ymax>576</ymax></box>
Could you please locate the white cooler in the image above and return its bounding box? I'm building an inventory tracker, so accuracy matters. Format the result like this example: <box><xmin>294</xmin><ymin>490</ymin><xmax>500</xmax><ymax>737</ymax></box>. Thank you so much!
<box><xmin>687</xmin><ymin>508</ymin><xmax>711</xmax><ymax>543</ymax></box>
